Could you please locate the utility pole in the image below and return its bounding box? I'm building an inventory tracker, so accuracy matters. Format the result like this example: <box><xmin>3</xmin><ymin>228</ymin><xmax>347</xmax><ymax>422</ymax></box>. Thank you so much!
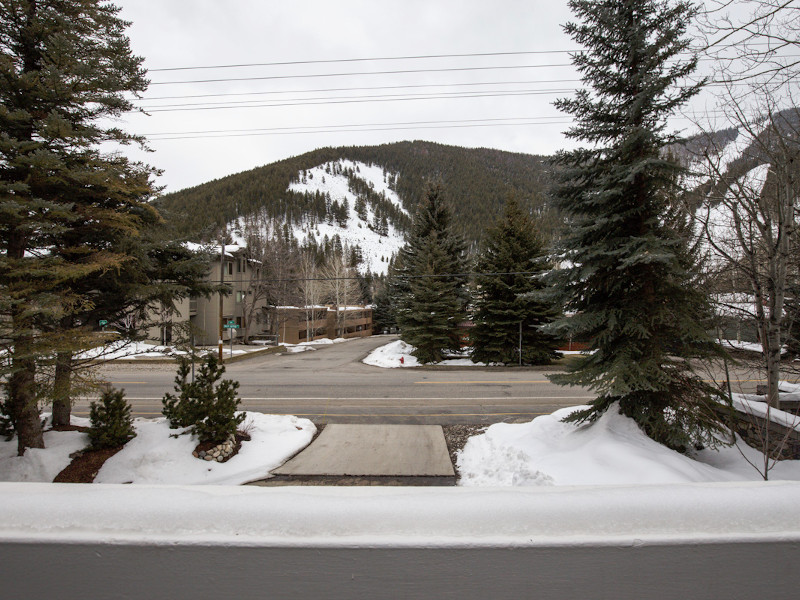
<box><xmin>219</xmin><ymin>233</ymin><xmax>225</xmax><ymax>363</ymax></box>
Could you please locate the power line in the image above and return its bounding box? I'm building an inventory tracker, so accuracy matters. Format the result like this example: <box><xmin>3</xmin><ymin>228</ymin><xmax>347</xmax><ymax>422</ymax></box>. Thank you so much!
<box><xmin>138</xmin><ymin>88</ymin><xmax>573</xmax><ymax>113</ymax></box>
<box><xmin>149</xmin><ymin>62</ymin><xmax>575</xmax><ymax>86</ymax></box>
<box><xmin>137</xmin><ymin>78</ymin><xmax>584</xmax><ymax>102</ymax></box>
<box><xmin>147</xmin><ymin>49</ymin><xmax>579</xmax><ymax>73</ymax></box>
<box><xmin>136</xmin><ymin>76</ymin><xmax>773</xmax><ymax>111</ymax></box>
<box><xmin>146</xmin><ymin>118</ymin><xmax>573</xmax><ymax>141</ymax></box>
<box><xmin>143</xmin><ymin>115</ymin><xmax>567</xmax><ymax>137</ymax></box>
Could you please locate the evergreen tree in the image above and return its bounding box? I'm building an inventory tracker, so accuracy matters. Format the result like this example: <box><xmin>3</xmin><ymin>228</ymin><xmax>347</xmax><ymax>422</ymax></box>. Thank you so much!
<box><xmin>88</xmin><ymin>387</ymin><xmax>136</xmax><ymax>450</ymax></box>
<box><xmin>395</xmin><ymin>184</ymin><xmax>468</xmax><ymax>363</ymax></box>
<box><xmin>471</xmin><ymin>196</ymin><xmax>559</xmax><ymax>365</ymax></box>
<box><xmin>49</xmin><ymin>237</ymin><xmax>221</xmax><ymax>428</ymax></box>
<box><xmin>550</xmin><ymin>0</ymin><xmax>726</xmax><ymax>451</ymax></box>
<box><xmin>0</xmin><ymin>0</ymin><xmax>158</xmax><ymax>453</ymax></box>
<box><xmin>372</xmin><ymin>279</ymin><xmax>397</xmax><ymax>333</ymax></box>
<box><xmin>162</xmin><ymin>354</ymin><xmax>244</xmax><ymax>445</ymax></box>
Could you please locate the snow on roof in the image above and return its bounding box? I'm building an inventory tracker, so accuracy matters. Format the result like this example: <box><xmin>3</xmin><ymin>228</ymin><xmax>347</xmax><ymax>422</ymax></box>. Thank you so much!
<box><xmin>184</xmin><ymin>241</ymin><xmax>245</xmax><ymax>259</ymax></box>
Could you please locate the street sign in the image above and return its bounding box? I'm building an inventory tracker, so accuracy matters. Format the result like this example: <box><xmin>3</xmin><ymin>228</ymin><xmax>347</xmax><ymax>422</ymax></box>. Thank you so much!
<box><xmin>98</xmin><ymin>320</ymin><xmax>108</xmax><ymax>327</ymax></box>
<box><xmin>223</xmin><ymin>322</ymin><xmax>240</xmax><ymax>329</ymax></box>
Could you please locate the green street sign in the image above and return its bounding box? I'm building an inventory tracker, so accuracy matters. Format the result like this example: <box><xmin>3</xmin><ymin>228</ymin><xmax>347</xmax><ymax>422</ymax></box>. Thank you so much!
<box><xmin>223</xmin><ymin>322</ymin><xmax>240</xmax><ymax>329</ymax></box>
<box><xmin>98</xmin><ymin>320</ymin><xmax>108</xmax><ymax>327</ymax></box>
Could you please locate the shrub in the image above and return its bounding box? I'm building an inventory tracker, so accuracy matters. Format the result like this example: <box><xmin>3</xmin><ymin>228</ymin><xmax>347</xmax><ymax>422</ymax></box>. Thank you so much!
<box><xmin>89</xmin><ymin>388</ymin><xmax>136</xmax><ymax>449</ymax></box>
<box><xmin>162</xmin><ymin>354</ymin><xmax>244</xmax><ymax>445</ymax></box>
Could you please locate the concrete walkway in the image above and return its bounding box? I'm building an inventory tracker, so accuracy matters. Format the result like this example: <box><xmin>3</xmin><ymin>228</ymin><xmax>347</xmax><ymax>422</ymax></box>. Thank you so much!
<box><xmin>268</xmin><ymin>424</ymin><xmax>455</xmax><ymax>484</ymax></box>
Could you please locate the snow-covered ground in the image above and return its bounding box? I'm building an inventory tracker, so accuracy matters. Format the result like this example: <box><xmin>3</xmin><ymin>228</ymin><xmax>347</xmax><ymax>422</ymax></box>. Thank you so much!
<box><xmin>362</xmin><ymin>339</ymin><xmax>483</xmax><ymax>367</ymax></box>
<box><xmin>76</xmin><ymin>340</ymin><xmax>270</xmax><ymax>361</ymax></box>
<box><xmin>0</xmin><ymin>412</ymin><xmax>315</xmax><ymax>485</ymax></box>
<box><xmin>457</xmin><ymin>396</ymin><xmax>800</xmax><ymax>486</ymax></box>
<box><xmin>362</xmin><ymin>339</ymin><xmax>581</xmax><ymax>367</ymax></box>
<box><xmin>283</xmin><ymin>337</ymin><xmax>350</xmax><ymax>354</ymax></box>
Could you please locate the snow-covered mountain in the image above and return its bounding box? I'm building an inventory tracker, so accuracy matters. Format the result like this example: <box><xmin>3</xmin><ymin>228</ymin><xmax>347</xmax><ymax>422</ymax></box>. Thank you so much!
<box><xmin>285</xmin><ymin>159</ymin><xmax>407</xmax><ymax>275</ymax></box>
<box><xmin>155</xmin><ymin>141</ymin><xmax>555</xmax><ymax>267</ymax></box>
<box><xmin>226</xmin><ymin>159</ymin><xmax>408</xmax><ymax>276</ymax></box>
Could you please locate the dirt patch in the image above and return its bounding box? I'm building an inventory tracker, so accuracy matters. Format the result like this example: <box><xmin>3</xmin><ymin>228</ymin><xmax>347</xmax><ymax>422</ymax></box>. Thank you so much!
<box><xmin>49</xmin><ymin>424</ymin><xmax>89</xmax><ymax>433</ymax></box>
<box><xmin>53</xmin><ymin>446</ymin><xmax>124</xmax><ymax>483</ymax></box>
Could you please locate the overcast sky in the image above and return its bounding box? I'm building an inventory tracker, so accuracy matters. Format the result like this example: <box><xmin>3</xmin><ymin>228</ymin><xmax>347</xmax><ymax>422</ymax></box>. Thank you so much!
<box><xmin>114</xmin><ymin>0</ymin><xmax>733</xmax><ymax>194</ymax></box>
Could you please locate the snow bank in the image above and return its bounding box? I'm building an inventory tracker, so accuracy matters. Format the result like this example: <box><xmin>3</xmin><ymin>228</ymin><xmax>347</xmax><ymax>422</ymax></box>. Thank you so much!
<box><xmin>76</xmin><ymin>340</ymin><xmax>260</xmax><ymax>361</ymax></box>
<box><xmin>458</xmin><ymin>403</ymin><xmax>800</xmax><ymax>487</ymax></box>
<box><xmin>0</xmin><ymin>412</ymin><xmax>315</xmax><ymax>486</ymax></box>
<box><xmin>283</xmin><ymin>337</ymin><xmax>350</xmax><ymax>354</ymax></box>
<box><xmin>362</xmin><ymin>340</ymin><xmax>485</xmax><ymax>368</ymax></box>
<box><xmin>0</xmin><ymin>420</ymin><xmax>86</xmax><ymax>483</ymax></box>
<box><xmin>96</xmin><ymin>413</ymin><xmax>315</xmax><ymax>485</ymax></box>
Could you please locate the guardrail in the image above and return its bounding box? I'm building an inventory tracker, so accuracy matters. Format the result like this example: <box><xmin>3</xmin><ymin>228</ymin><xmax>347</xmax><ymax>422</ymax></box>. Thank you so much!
<box><xmin>1</xmin><ymin>482</ymin><xmax>798</xmax><ymax>599</ymax></box>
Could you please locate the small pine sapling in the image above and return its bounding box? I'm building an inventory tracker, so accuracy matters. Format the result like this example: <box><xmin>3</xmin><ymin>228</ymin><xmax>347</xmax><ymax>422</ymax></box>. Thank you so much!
<box><xmin>162</xmin><ymin>358</ymin><xmax>202</xmax><ymax>428</ymax></box>
<box><xmin>161</xmin><ymin>354</ymin><xmax>244</xmax><ymax>444</ymax></box>
<box><xmin>88</xmin><ymin>388</ymin><xmax>136</xmax><ymax>450</ymax></box>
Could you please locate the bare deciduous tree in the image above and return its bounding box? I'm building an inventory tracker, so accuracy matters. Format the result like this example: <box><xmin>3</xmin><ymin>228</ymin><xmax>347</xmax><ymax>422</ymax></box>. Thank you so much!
<box><xmin>298</xmin><ymin>252</ymin><xmax>324</xmax><ymax>342</ymax></box>
<box><xmin>321</xmin><ymin>250</ymin><xmax>362</xmax><ymax>338</ymax></box>
<box><xmin>688</xmin><ymin>0</ymin><xmax>800</xmax><ymax>478</ymax></box>
<box><xmin>240</xmin><ymin>213</ymin><xmax>301</xmax><ymax>343</ymax></box>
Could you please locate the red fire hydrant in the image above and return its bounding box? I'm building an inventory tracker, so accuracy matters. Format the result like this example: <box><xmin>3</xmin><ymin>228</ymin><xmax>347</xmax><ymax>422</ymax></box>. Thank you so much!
<box><xmin>400</xmin><ymin>356</ymin><xmax>405</xmax><ymax>365</ymax></box>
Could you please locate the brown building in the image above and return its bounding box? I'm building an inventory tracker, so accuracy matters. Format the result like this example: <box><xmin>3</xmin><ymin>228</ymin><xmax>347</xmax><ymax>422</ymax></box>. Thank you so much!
<box><xmin>265</xmin><ymin>306</ymin><xmax>374</xmax><ymax>345</ymax></box>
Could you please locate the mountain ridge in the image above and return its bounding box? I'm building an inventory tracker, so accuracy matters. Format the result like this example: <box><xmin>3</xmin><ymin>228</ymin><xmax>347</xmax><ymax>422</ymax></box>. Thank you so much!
<box><xmin>153</xmin><ymin>140</ymin><xmax>556</xmax><ymax>249</ymax></box>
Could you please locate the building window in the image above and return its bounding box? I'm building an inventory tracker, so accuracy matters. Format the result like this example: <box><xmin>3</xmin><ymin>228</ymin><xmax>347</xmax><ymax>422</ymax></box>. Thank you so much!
<box><xmin>227</xmin><ymin>262</ymin><xmax>233</xmax><ymax>276</ymax></box>
<box><xmin>236</xmin><ymin>291</ymin><xmax>245</xmax><ymax>303</ymax></box>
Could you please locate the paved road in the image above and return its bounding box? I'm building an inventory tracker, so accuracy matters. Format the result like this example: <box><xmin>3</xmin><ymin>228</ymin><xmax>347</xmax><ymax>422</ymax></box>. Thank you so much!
<box><xmin>76</xmin><ymin>336</ymin><xmax>595</xmax><ymax>424</ymax></box>
<box><xmin>76</xmin><ymin>335</ymin><xmax>773</xmax><ymax>424</ymax></box>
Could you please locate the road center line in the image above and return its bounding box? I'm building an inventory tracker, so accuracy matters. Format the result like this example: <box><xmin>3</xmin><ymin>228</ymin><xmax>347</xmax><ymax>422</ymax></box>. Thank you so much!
<box><xmin>91</xmin><ymin>396</ymin><xmax>595</xmax><ymax>401</ymax></box>
<box><xmin>414</xmin><ymin>380</ymin><xmax>551</xmax><ymax>384</ymax></box>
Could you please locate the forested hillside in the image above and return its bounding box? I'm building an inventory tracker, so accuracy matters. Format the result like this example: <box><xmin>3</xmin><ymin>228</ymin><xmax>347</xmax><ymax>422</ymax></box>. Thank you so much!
<box><xmin>154</xmin><ymin>141</ymin><xmax>555</xmax><ymax>245</ymax></box>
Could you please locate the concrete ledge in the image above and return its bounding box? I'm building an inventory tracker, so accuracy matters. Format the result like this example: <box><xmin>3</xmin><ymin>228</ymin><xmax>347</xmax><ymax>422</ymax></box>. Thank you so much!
<box><xmin>2</xmin><ymin>481</ymin><xmax>799</xmax><ymax>547</ymax></box>
<box><xmin>2</xmin><ymin>482</ymin><xmax>799</xmax><ymax>599</ymax></box>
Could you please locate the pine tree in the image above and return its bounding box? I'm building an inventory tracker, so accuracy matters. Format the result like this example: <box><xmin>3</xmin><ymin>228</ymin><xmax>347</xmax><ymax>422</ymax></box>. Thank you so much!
<box><xmin>395</xmin><ymin>184</ymin><xmax>468</xmax><ymax>363</ymax></box>
<box><xmin>471</xmin><ymin>196</ymin><xmax>559</xmax><ymax>365</ymax></box>
<box><xmin>550</xmin><ymin>0</ymin><xmax>726</xmax><ymax>451</ymax></box>
<box><xmin>0</xmin><ymin>0</ymin><xmax>159</xmax><ymax>453</ymax></box>
<box><xmin>88</xmin><ymin>388</ymin><xmax>136</xmax><ymax>450</ymax></box>
<box><xmin>162</xmin><ymin>354</ymin><xmax>244</xmax><ymax>445</ymax></box>
<box><xmin>49</xmin><ymin>237</ymin><xmax>220</xmax><ymax>428</ymax></box>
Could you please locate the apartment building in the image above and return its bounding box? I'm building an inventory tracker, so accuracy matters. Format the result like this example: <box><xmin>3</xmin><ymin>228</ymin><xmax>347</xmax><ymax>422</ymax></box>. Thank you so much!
<box><xmin>148</xmin><ymin>244</ymin><xmax>372</xmax><ymax>346</ymax></box>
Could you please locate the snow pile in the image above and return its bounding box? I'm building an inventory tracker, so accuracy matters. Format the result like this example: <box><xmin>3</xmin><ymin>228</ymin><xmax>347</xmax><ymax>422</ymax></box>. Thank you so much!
<box><xmin>0</xmin><ymin>422</ymin><xmax>86</xmax><ymax>483</ymax></box>
<box><xmin>362</xmin><ymin>339</ymin><xmax>484</xmax><ymax>368</ymax></box>
<box><xmin>287</xmin><ymin>160</ymin><xmax>407</xmax><ymax>275</ymax></box>
<box><xmin>458</xmin><ymin>402</ymin><xmax>800</xmax><ymax>486</ymax></box>
<box><xmin>77</xmin><ymin>340</ymin><xmax>187</xmax><ymax>360</ymax></box>
<box><xmin>731</xmin><ymin>384</ymin><xmax>800</xmax><ymax>431</ymax></box>
<box><xmin>283</xmin><ymin>337</ymin><xmax>349</xmax><ymax>354</ymax></box>
<box><xmin>77</xmin><ymin>340</ymin><xmax>266</xmax><ymax>360</ymax></box>
<box><xmin>0</xmin><ymin>412</ymin><xmax>315</xmax><ymax>486</ymax></box>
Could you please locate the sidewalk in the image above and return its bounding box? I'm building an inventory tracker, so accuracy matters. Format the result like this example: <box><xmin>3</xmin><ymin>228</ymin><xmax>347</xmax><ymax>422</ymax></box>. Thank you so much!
<box><xmin>252</xmin><ymin>424</ymin><xmax>456</xmax><ymax>486</ymax></box>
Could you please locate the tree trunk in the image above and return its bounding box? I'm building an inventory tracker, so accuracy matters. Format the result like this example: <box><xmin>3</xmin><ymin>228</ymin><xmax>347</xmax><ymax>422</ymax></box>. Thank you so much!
<box><xmin>9</xmin><ymin>334</ymin><xmax>44</xmax><ymax>456</ymax></box>
<box><xmin>52</xmin><ymin>350</ymin><xmax>73</xmax><ymax>427</ymax></box>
